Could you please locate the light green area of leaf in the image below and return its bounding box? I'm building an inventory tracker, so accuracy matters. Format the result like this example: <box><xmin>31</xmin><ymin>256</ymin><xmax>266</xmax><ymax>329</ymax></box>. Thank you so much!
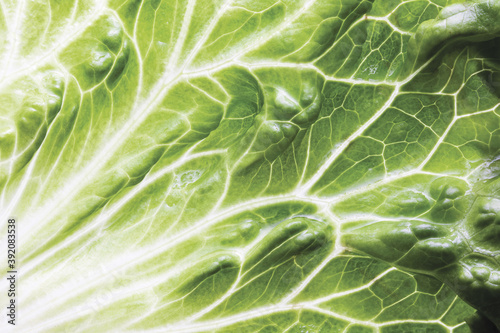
<box><xmin>1</xmin><ymin>0</ymin><xmax>500</xmax><ymax>332</ymax></box>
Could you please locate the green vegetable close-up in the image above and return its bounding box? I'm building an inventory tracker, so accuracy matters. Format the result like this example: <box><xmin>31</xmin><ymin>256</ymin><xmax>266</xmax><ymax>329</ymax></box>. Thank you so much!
<box><xmin>1</xmin><ymin>0</ymin><xmax>500</xmax><ymax>331</ymax></box>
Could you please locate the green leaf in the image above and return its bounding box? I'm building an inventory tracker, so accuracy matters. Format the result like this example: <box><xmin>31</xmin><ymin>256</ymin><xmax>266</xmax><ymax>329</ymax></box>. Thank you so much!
<box><xmin>1</xmin><ymin>0</ymin><xmax>499</xmax><ymax>331</ymax></box>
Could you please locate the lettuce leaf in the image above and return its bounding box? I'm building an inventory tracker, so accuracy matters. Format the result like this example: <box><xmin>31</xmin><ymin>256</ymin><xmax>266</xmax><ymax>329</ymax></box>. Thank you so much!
<box><xmin>1</xmin><ymin>0</ymin><xmax>499</xmax><ymax>331</ymax></box>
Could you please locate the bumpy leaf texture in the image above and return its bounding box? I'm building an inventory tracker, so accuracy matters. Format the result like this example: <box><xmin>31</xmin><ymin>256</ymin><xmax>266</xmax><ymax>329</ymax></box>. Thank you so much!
<box><xmin>1</xmin><ymin>0</ymin><xmax>499</xmax><ymax>332</ymax></box>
